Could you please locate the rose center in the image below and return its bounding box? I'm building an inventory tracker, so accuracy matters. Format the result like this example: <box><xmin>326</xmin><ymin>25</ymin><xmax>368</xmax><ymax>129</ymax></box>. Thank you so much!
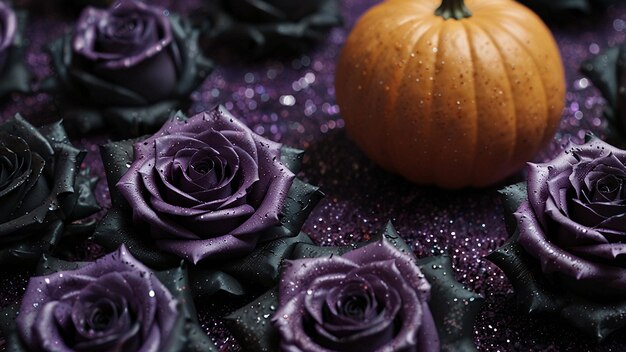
<box><xmin>596</xmin><ymin>175</ymin><xmax>624</xmax><ymax>196</ymax></box>
<box><xmin>115</xmin><ymin>19</ymin><xmax>137</xmax><ymax>35</ymax></box>
<box><xmin>191</xmin><ymin>159</ymin><xmax>215</xmax><ymax>175</ymax></box>
<box><xmin>186</xmin><ymin>149</ymin><xmax>233</xmax><ymax>188</ymax></box>
<box><xmin>86</xmin><ymin>298</ymin><xmax>119</xmax><ymax>332</ymax></box>
<box><xmin>329</xmin><ymin>281</ymin><xmax>379</xmax><ymax>322</ymax></box>
<box><xmin>338</xmin><ymin>295</ymin><xmax>369</xmax><ymax>319</ymax></box>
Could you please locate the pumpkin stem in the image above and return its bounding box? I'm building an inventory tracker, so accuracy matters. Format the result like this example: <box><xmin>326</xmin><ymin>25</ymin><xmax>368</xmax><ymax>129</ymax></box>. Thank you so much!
<box><xmin>435</xmin><ymin>0</ymin><xmax>472</xmax><ymax>20</ymax></box>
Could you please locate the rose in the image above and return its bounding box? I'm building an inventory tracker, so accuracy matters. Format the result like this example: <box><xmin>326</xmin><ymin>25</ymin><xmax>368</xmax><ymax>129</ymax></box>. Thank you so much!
<box><xmin>581</xmin><ymin>44</ymin><xmax>626</xmax><ymax>135</ymax></box>
<box><xmin>515</xmin><ymin>137</ymin><xmax>626</xmax><ymax>297</ymax></box>
<box><xmin>115</xmin><ymin>106</ymin><xmax>296</xmax><ymax>264</ymax></box>
<box><xmin>199</xmin><ymin>0</ymin><xmax>342</xmax><ymax>56</ymax></box>
<box><xmin>0</xmin><ymin>1</ymin><xmax>16</xmax><ymax>70</ymax></box>
<box><xmin>227</xmin><ymin>224</ymin><xmax>483</xmax><ymax>351</ymax></box>
<box><xmin>17</xmin><ymin>246</ymin><xmax>177</xmax><ymax>351</ymax></box>
<box><xmin>0</xmin><ymin>115</ymin><xmax>98</xmax><ymax>264</ymax></box>
<box><xmin>46</xmin><ymin>0</ymin><xmax>213</xmax><ymax>136</ymax></box>
<box><xmin>0</xmin><ymin>1</ymin><xmax>29</xmax><ymax>98</ymax></box>
<box><xmin>7</xmin><ymin>245</ymin><xmax>215</xmax><ymax>352</ymax></box>
<box><xmin>272</xmin><ymin>238</ymin><xmax>440</xmax><ymax>352</ymax></box>
<box><xmin>224</xmin><ymin>0</ymin><xmax>322</xmax><ymax>22</ymax></box>
<box><xmin>95</xmin><ymin>105</ymin><xmax>323</xmax><ymax>296</ymax></box>
<box><xmin>72</xmin><ymin>0</ymin><xmax>179</xmax><ymax>105</ymax></box>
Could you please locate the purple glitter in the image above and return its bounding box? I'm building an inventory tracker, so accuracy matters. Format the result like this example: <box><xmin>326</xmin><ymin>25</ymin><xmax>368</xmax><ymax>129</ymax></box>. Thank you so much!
<box><xmin>1</xmin><ymin>0</ymin><xmax>626</xmax><ymax>351</ymax></box>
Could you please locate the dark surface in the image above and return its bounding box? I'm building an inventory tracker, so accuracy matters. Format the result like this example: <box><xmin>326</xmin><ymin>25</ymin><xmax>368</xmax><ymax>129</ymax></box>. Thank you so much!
<box><xmin>0</xmin><ymin>0</ymin><xmax>625</xmax><ymax>350</ymax></box>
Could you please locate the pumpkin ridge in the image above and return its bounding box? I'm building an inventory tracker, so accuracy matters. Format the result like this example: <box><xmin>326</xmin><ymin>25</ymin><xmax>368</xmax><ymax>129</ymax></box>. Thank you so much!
<box><xmin>460</xmin><ymin>20</ymin><xmax>482</xmax><ymax>183</ymax></box>
<box><xmin>431</xmin><ymin>20</ymin><xmax>480</xmax><ymax>187</ymax></box>
<box><xmin>465</xmin><ymin>20</ymin><xmax>518</xmax><ymax>183</ymax></box>
<box><xmin>368</xmin><ymin>15</ymin><xmax>426</xmax><ymax>169</ymax></box>
<box><xmin>385</xmin><ymin>19</ymin><xmax>434</xmax><ymax>175</ymax></box>
<box><xmin>338</xmin><ymin>9</ymin><xmax>417</xmax><ymax>167</ymax></box>
<box><xmin>430</xmin><ymin>21</ymin><xmax>448</xmax><ymax>184</ymax></box>
<box><xmin>488</xmin><ymin>20</ymin><xmax>552</xmax><ymax>153</ymax></box>
<box><xmin>491</xmin><ymin>15</ymin><xmax>564</xmax><ymax>148</ymax></box>
<box><xmin>394</xmin><ymin>21</ymin><xmax>444</xmax><ymax>183</ymax></box>
<box><xmin>471</xmin><ymin>19</ymin><xmax>547</xmax><ymax>180</ymax></box>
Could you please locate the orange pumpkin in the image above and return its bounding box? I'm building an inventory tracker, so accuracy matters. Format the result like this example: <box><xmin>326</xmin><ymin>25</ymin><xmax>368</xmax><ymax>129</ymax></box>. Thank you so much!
<box><xmin>335</xmin><ymin>0</ymin><xmax>565</xmax><ymax>188</ymax></box>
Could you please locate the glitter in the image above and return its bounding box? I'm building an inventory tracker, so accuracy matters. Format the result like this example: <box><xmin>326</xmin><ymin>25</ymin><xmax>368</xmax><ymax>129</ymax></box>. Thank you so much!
<box><xmin>279</xmin><ymin>95</ymin><xmax>296</xmax><ymax>106</ymax></box>
<box><xmin>574</xmin><ymin>78</ymin><xmax>589</xmax><ymax>90</ymax></box>
<box><xmin>0</xmin><ymin>1</ymin><xmax>622</xmax><ymax>351</ymax></box>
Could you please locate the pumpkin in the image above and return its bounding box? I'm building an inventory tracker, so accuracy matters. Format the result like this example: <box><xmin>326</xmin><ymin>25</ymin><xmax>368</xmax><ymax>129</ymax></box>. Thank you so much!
<box><xmin>335</xmin><ymin>0</ymin><xmax>565</xmax><ymax>188</ymax></box>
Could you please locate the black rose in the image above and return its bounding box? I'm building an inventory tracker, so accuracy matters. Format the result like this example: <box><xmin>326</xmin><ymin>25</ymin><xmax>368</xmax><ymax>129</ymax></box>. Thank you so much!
<box><xmin>197</xmin><ymin>0</ymin><xmax>343</xmax><ymax>57</ymax></box>
<box><xmin>0</xmin><ymin>114</ymin><xmax>99</xmax><ymax>264</ymax></box>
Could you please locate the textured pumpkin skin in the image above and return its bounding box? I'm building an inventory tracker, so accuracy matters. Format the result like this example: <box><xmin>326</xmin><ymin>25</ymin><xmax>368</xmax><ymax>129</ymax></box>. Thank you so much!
<box><xmin>336</xmin><ymin>0</ymin><xmax>565</xmax><ymax>188</ymax></box>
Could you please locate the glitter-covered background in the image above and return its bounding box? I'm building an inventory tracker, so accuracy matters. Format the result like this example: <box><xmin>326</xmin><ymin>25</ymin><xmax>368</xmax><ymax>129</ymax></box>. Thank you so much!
<box><xmin>1</xmin><ymin>0</ymin><xmax>625</xmax><ymax>351</ymax></box>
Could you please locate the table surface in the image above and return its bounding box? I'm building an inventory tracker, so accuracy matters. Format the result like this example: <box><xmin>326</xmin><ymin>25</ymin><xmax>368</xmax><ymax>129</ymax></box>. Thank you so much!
<box><xmin>1</xmin><ymin>0</ymin><xmax>625</xmax><ymax>351</ymax></box>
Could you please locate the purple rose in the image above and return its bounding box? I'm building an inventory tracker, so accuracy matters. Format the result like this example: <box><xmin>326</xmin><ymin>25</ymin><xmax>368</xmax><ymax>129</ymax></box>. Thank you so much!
<box><xmin>16</xmin><ymin>246</ymin><xmax>179</xmax><ymax>352</ymax></box>
<box><xmin>272</xmin><ymin>239</ymin><xmax>440</xmax><ymax>352</ymax></box>
<box><xmin>46</xmin><ymin>0</ymin><xmax>213</xmax><ymax>137</ymax></box>
<box><xmin>0</xmin><ymin>1</ymin><xmax>16</xmax><ymax>69</ymax></box>
<box><xmin>72</xmin><ymin>0</ymin><xmax>179</xmax><ymax>104</ymax></box>
<box><xmin>517</xmin><ymin>137</ymin><xmax>626</xmax><ymax>296</ymax></box>
<box><xmin>117</xmin><ymin>106</ymin><xmax>295</xmax><ymax>264</ymax></box>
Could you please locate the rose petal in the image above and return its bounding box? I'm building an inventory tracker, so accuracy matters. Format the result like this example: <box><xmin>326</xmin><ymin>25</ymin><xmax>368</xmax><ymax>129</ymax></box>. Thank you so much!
<box><xmin>278</xmin><ymin>257</ymin><xmax>359</xmax><ymax>304</ymax></box>
<box><xmin>595</xmin><ymin>213</ymin><xmax>626</xmax><ymax>235</ymax></box>
<box><xmin>343</xmin><ymin>239</ymin><xmax>431</xmax><ymax>301</ymax></box>
<box><xmin>569</xmin><ymin>198</ymin><xmax>611</xmax><ymax>229</ymax></box>
<box><xmin>546</xmin><ymin>169</ymin><xmax>571</xmax><ymax>216</ymax></box>
<box><xmin>32</xmin><ymin>302</ymin><xmax>75</xmax><ymax>352</ymax></box>
<box><xmin>517</xmin><ymin>201</ymin><xmax>626</xmax><ymax>292</ymax></box>
<box><xmin>568</xmin><ymin>243</ymin><xmax>626</xmax><ymax>262</ymax></box>
<box><xmin>545</xmin><ymin>197</ymin><xmax>609</xmax><ymax>246</ymax></box>
<box><xmin>140</xmin><ymin>161</ymin><xmax>201</xmax><ymax>209</ymax></box>
<box><xmin>156</xmin><ymin>233</ymin><xmax>259</xmax><ymax>264</ymax></box>
<box><xmin>416</xmin><ymin>302</ymin><xmax>440</xmax><ymax>352</ymax></box>
<box><xmin>230</xmin><ymin>168</ymin><xmax>292</xmax><ymax>236</ymax></box>
<box><xmin>528</xmin><ymin>160</ymin><xmax>571</xmax><ymax>227</ymax></box>
<box><xmin>0</xmin><ymin>2</ymin><xmax>16</xmax><ymax>54</ymax></box>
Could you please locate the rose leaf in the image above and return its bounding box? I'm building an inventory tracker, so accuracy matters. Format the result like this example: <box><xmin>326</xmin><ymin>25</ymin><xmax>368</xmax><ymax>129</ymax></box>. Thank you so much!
<box><xmin>417</xmin><ymin>255</ymin><xmax>484</xmax><ymax>352</ymax></box>
<box><xmin>0</xmin><ymin>12</ymin><xmax>30</xmax><ymax>98</ymax></box>
<box><xmin>486</xmin><ymin>233</ymin><xmax>568</xmax><ymax>315</ymax></box>
<box><xmin>0</xmin><ymin>219</ymin><xmax>63</xmax><ymax>265</ymax></box>
<box><xmin>105</xmin><ymin>100</ymin><xmax>180</xmax><ymax>137</ymax></box>
<box><xmin>289</xmin><ymin>221</ymin><xmax>413</xmax><ymax>260</ymax></box>
<box><xmin>498</xmin><ymin>182</ymin><xmax>528</xmax><ymax>234</ymax></box>
<box><xmin>156</xmin><ymin>265</ymin><xmax>219</xmax><ymax>351</ymax></box>
<box><xmin>224</xmin><ymin>288</ymin><xmax>280</xmax><ymax>352</ymax></box>
<box><xmin>263</xmin><ymin>178</ymin><xmax>324</xmax><ymax>242</ymax></box>
<box><xmin>560</xmin><ymin>298</ymin><xmax>626</xmax><ymax>341</ymax></box>
<box><xmin>93</xmin><ymin>207</ymin><xmax>181</xmax><ymax>270</ymax></box>
<box><xmin>170</xmin><ymin>15</ymin><xmax>214</xmax><ymax>96</ymax></box>
<box><xmin>189</xmin><ymin>232</ymin><xmax>314</xmax><ymax>299</ymax></box>
<box><xmin>279</xmin><ymin>146</ymin><xmax>303</xmax><ymax>173</ymax></box>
